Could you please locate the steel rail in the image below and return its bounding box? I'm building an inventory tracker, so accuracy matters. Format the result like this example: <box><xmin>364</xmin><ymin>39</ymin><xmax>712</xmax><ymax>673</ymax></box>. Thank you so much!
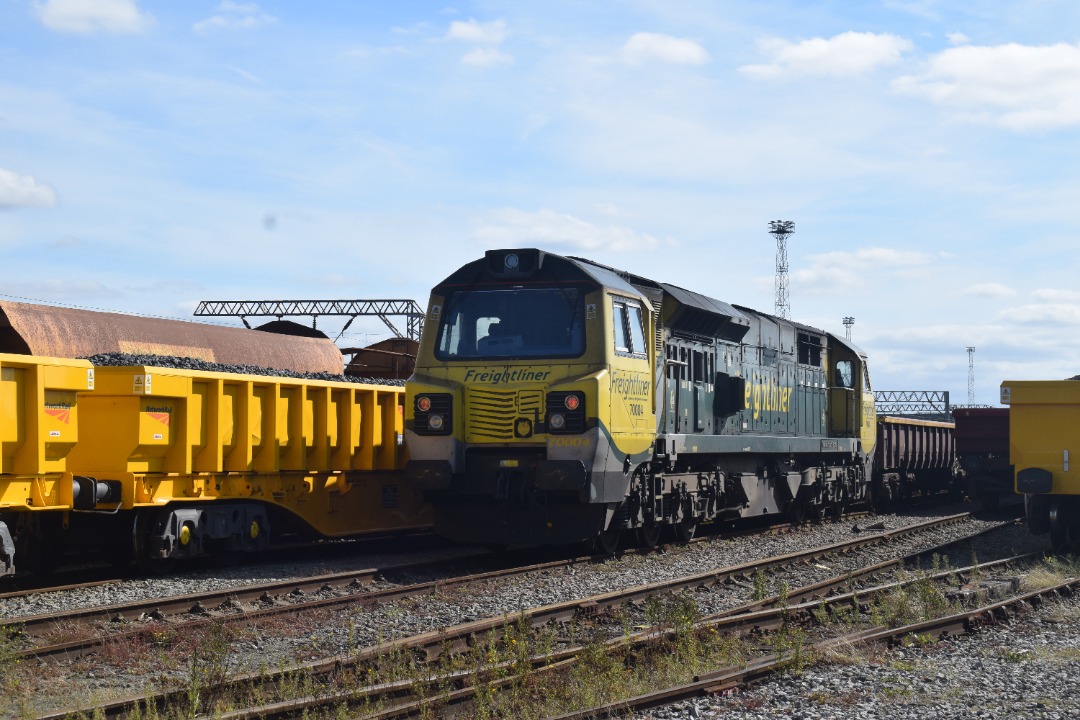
<box><xmin>6</xmin><ymin>510</ymin><xmax>885</xmax><ymax>661</ymax></box>
<box><xmin>546</xmin><ymin>576</ymin><xmax>1080</xmax><ymax>720</ymax></box>
<box><xmin>37</xmin><ymin>511</ymin><xmax>986</xmax><ymax>719</ymax></box>
<box><xmin>210</xmin><ymin>552</ymin><xmax>1040</xmax><ymax>720</ymax></box>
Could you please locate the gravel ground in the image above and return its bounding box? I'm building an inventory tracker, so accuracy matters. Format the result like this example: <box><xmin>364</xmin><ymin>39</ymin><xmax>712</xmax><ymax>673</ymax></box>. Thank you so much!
<box><xmin>0</xmin><ymin>503</ymin><xmax>1054</xmax><ymax>718</ymax></box>
<box><xmin>633</xmin><ymin>592</ymin><xmax>1080</xmax><ymax>720</ymax></box>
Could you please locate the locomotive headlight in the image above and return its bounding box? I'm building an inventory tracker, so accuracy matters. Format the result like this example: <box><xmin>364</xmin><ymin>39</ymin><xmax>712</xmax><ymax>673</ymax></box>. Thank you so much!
<box><xmin>564</xmin><ymin>395</ymin><xmax>581</xmax><ymax>411</ymax></box>
<box><xmin>427</xmin><ymin>414</ymin><xmax>445</xmax><ymax>431</ymax></box>
<box><xmin>416</xmin><ymin>396</ymin><xmax>432</xmax><ymax>412</ymax></box>
<box><xmin>549</xmin><ymin>413</ymin><xmax>566</xmax><ymax>430</ymax></box>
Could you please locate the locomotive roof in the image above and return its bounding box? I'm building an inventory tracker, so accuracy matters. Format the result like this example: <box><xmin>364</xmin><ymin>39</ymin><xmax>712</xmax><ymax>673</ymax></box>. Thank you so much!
<box><xmin>567</xmin><ymin>255</ymin><xmax>747</xmax><ymax>318</ymax></box>
<box><xmin>658</xmin><ymin>283</ymin><xmax>749</xmax><ymax>325</ymax></box>
<box><xmin>570</xmin><ymin>255</ymin><xmax>751</xmax><ymax>341</ymax></box>
<box><xmin>439</xmin><ymin>250</ymin><xmax>862</xmax><ymax>354</ymax></box>
<box><xmin>565</xmin><ymin>255</ymin><xmax>652</xmax><ymax>299</ymax></box>
<box><xmin>733</xmin><ymin>303</ymin><xmax>869</xmax><ymax>358</ymax></box>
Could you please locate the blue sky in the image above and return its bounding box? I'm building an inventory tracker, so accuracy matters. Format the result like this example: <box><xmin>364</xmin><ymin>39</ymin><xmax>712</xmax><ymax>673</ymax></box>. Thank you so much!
<box><xmin>3</xmin><ymin>1</ymin><xmax>1080</xmax><ymax>404</ymax></box>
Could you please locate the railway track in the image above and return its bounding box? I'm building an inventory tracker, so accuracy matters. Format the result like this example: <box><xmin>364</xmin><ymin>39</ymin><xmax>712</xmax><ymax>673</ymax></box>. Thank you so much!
<box><xmin>1</xmin><ymin>509</ymin><xmax>888</xmax><ymax>660</ymax></box>
<box><xmin>365</xmin><ymin>552</ymin><xmax>1043</xmax><ymax>720</ymax></box>
<box><xmin>0</xmin><ymin>529</ymin><xmax>442</xmax><ymax>599</ymax></box>
<box><xmin>549</xmin><ymin>576</ymin><xmax>1078</xmax><ymax>720</ymax></box>
<box><xmin>29</xmin><ymin>509</ymin><xmax>1024</xmax><ymax>719</ymax></box>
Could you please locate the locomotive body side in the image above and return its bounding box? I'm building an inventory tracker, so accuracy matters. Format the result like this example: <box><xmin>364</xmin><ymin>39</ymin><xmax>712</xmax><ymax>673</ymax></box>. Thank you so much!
<box><xmin>652</xmin><ymin>299</ymin><xmax>877</xmax><ymax>532</ymax></box>
<box><xmin>406</xmin><ymin>249</ymin><xmax>879</xmax><ymax>550</ymax></box>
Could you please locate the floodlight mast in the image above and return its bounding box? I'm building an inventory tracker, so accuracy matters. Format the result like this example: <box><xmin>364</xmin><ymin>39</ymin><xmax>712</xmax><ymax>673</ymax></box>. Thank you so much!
<box><xmin>967</xmin><ymin>347</ymin><xmax>976</xmax><ymax>404</ymax></box>
<box><xmin>769</xmin><ymin>220</ymin><xmax>794</xmax><ymax>319</ymax></box>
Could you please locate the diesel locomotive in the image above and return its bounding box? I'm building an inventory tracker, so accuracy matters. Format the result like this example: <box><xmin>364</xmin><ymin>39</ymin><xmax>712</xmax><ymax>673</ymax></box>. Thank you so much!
<box><xmin>405</xmin><ymin>248</ymin><xmax>879</xmax><ymax>551</ymax></box>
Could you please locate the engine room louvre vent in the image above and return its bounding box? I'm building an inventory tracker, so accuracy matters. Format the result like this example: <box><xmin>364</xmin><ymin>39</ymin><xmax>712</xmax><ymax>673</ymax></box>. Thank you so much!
<box><xmin>651</xmin><ymin>299</ymin><xmax>663</xmax><ymax>358</ymax></box>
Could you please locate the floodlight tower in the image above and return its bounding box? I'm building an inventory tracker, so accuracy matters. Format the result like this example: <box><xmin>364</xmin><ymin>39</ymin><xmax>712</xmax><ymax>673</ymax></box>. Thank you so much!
<box><xmin>769</xmin><ymin>220</ymin><xmax>794</xmax><ymax>319</ymax></box>
<box><xmin>967</xmin><ymin>347</ymin><xmax>976</xmax><ymax>405</ymax></box>
<box><xmin>843</xmin><ymin>316</ymin><xmax>854</xmax><ymax>341</ymax></box>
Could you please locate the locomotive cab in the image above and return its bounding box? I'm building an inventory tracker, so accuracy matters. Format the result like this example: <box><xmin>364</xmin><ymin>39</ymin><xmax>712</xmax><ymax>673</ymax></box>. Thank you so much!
<box><xmin>405</xmin><ymin>249</ymin><xmax>657</xmax><ymax>546</ymax></box>
<box><xmin>825</xmin><ymin>335</ymin><xmax>877</xmax><ymax>455</ymax></box>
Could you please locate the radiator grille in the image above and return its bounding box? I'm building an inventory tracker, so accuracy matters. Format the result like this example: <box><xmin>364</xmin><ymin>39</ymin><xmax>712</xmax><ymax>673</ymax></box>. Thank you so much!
<box><xmin>466</xmin><ymin>388</ymin><xmax>543</xmax><ymax>441</ymax></box>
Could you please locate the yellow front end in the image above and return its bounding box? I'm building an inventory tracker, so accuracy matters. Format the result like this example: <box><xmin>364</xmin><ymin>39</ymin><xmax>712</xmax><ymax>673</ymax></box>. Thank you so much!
<box><xmin>1002</xmin><ymin>380</ymin><xmax>1080</xmax><ymax>495</ymax></box>
<box><xmin>405</xmin><ymin>274</ymin><xmax>658</xmax><ymax>546</ymax></box>
<box><xmin>1001</xmin><ymin>379</ymin><xmax>1080</xmax><ymax>547</ymax></box>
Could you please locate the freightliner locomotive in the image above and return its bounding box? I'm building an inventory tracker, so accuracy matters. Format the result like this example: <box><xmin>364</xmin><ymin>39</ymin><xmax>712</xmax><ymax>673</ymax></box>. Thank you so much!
<box><xmin>405</xmin><ymin>248</ymin><xmax>878</xmax><ymax>551</ymax></box>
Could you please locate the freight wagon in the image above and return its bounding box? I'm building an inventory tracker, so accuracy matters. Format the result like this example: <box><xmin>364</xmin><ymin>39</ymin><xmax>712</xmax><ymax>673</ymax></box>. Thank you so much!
<box><xmin>1001</xmin><ymin>379</ymin><xmax>1080</xmax><ymax>547</ymax></box>
<box><xmin>1</xmin><ymin>355</ymin><xmax>428</xmax><ymax>576</ymax></box>
<box><xmin>952</xmin><ymin>407</ymin><xmax>1012</xmax><ymax>509</ymax></box>
<box><xmin>872</xmin><ymin>415</ymin><xmax>957</xmax><ymax>504</ymax></box>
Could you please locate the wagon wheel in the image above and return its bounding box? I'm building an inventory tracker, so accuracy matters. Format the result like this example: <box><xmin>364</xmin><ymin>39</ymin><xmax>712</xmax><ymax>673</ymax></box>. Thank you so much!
<box><xmin>1049</xmin><ymin>501</ymin><xmax>1071</xmax><ymax>550</ymax></box>
<box><xmin>133</xmin><ymin>508</ymin><xmax>176</xmax><ymax>575</ymax></box>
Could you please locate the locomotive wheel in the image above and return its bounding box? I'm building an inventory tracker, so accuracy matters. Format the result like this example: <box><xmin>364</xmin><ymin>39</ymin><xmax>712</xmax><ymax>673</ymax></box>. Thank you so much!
<box><xmin>788</xmin><ymin>501</ymin><xmax>808</xmax><ymax>524</ymax></box>
<box><xmin>636</xmin><ymin>523</ymin><xmax>662</xmax><ymax>549</ymax></box>
<box><xmin>594</xmin><ymin>527</ymin><xmax>621</xmax><ymax>555</ymax></box>
<box><xmin>673</xmin><ymin>517</ymin><xmax>697</xmax><ymax>543</ymax></box>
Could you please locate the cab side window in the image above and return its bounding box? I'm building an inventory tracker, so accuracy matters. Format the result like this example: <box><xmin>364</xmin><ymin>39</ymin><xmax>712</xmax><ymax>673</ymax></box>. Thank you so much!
<box><xmin>613</xmin><ymin>298</ymin><xmax>647</xmax><ymax>358</ymax></box>
<box><xmin>834</xmin><ymin>360</ymin><xmax>853</xmax><ymax>388</ymax></box>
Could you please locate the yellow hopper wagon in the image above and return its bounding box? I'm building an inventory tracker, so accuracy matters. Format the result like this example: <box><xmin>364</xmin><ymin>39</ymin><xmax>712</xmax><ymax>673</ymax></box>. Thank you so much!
<box><xmin>1001</xmin><ymin>379</ymin><xmax>1080</xmax><ymax>548</ymax></box>
<box><xmin>1</xmin><ymin>354</ymin><xmax>428</xmax><ymax>574</ymax></box>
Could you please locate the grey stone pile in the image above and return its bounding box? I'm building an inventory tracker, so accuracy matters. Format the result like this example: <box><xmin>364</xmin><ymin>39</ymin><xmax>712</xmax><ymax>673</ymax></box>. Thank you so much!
<box><xmin>83</xmin><ymin>352</ymin><xmax>405</xmax><ymax>386</ymax></box>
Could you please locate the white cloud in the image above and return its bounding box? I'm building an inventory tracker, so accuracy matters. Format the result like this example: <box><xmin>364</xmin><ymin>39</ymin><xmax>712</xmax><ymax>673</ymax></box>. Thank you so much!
<box><xmin>947</xmin><ymin>32</ymin><xmax>970</xmax><ymax>46</ymax></box>
<box><xmin>799</xmin><ymin>246</ymin><xmax>933</xmax><ymax>278</ymax></box>
<box><xmin>0</xmin><ymin>169</ymin><xmax>58</xmax><ymax>209</ymax></box>
<box><xmin>1033</xmin><ymin>289</ymin><xmax>1080</xmax><ymax>303</ymax></box>
<box><xmin>472</xmin><ymin>208</ymin><xmax>668</xmax><ymax>253</ymax></box>
<box><xmin>446</xmin><ymin>19</ymin><xmax>507</xmax><ymax>45</ymax></box>
<box><xmin>33</xmin><ymin>0</ymin><xmax>151</xmax><ymax>35</ymax></box>
<box><xmin>999</xmin><ymin>303</ymin><xmax>1080</xmax><ymax>324</ymax></box>
<box><xmin>194</xmin><ymin>2</ymin><xmax>277</xmax><ymax>35</ymax></box>
<box><xmin>620</xmin><ymin>33</ymin><xmax>709</xmax><ymax>66</ymax></box>
<box><xmin>461</xmin><ymin>48</ymin><xmax>514</xmax><ymax>67</ymax></box>
<box><xmin>786</xmin><ymin>245</ymin><xmax>937</xmax><ymax>295</ymax></box>
<box><xmin>740</xmin><ymin>31</ymin><xmax>913</xmax><ymax>78</ymax></box>
<box><xmin>894</xmin><ymin>41</ymin><xmax>1080</xmax><ymax>130</ymax></box>
<box><xmin>963</xmin><ymin>282</ymin><xmax>1016</xmax><ymax>299</ymax></box>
